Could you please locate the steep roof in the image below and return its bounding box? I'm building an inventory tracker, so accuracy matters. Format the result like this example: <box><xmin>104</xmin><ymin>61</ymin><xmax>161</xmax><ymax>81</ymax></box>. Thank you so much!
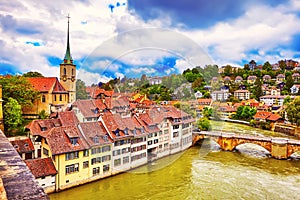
<box><xmin>25</xmin><ymin>158</ymin><xmax>57</xmax><ymax>178</ymax></box>
<box><xmin>79</xmin><ymin>122</ymin><xmax>112</xmax><ymax>146</ymax></box>
<box><xmin>28</xmin><ymin>77</ymin><xmax>67</xmax><ymax>93</ymax></box>
<box><xmin>9</xmin><ymin>138</ymin><xmax>34</xmax><ymax>154</ymax></box>
<box><xmin>46</xmin><ymin>126</ymin><xmax>89</xmax><ymax>155</ymax></box>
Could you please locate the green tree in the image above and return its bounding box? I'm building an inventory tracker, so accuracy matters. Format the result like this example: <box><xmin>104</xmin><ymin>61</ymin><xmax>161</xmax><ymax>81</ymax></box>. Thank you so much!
<box><xmin>262</xmin><ymin>61</ymin><xmax>272</xmax><ymax>71</ymax></box>
<box><xmin>22</xmin><ymin>71</ymin><xmax>44</xmax><ymax>77</ymax></box>
<box><xmin>224</xmin><ymin>65</ymin><xmax>232</xmax><ymax>76</ymax></box>
<box><xmin>4</xmin><ymin>98</ymin><xmax>23</xmax><ymax>134</ymax></box>
<box><xmin>286</xmin><ymin>97</ymin><xmax>300</xmax><ymax>126</ymax></box>
<box><xmin>197</xmin><ymin>117</ymin><xmax>211</xmax><ymax>131</ymax></box>
<box><xmin>0</xmin><ymin>75</ymin><xmax>40</xmax><ymax>107</ymax></box>
<box><xmin>283</xmin><ymin>96</ymin><xmax>292</xmax><ymax>105</ymax></box>
<box><xmin>38</xmin><ymin>110</ymin><xmax>49</xmax><ymax>119</ymax></box>
<box><xmin>76</xmin><ymin>79</ymin><xmax>88</xmax><ymax>100</ymax></box>
<box><xmin>202</xmin><ymin>107</ymin><xmax>212</xmax><ymax>118</ymax></box>
<box><xmin>252</xmin><ymin>78</ymin><xmax>263</xmax><ymax>100</ymax></box>
<box><xmin>285</xmin><ymin>75</ymin><xmax>294</xmax><ymax>92</ymax></box>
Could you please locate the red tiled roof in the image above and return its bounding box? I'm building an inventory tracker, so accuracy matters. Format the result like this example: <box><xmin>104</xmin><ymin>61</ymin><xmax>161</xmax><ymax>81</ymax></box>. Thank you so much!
<box><xmin>58</xmin><ymin>111</ymin><xmax>79</xmax><ymax>126</ymax></box>
<box><xmin>254</xmin><ymin>111</ymin><xmax>272</xmax><ymax>120</ymax></box>
<box><xmin>27</xmin><ymin>77</ymin><xmax>67</xmax><ymax>93</ymax></box>
<box><xmin>267</xmin><ymin>114</ymin><xmax>282</xmax><ymax>122</ymax></box>
<box><xmin>10</xmin><ymin>138</ymin><xmax>34</xmax><ymax>153</ymax></box>
<box><xmin>197</xmin><ymin>99</ymin><xmax>212</xmax><ymax>105</ymax></box>
<box><xmin>79</xmin><ymin>122</ymin><xmax>112</xmax><ymax>146</ymax></box>
<box><xmin>26</xmin><ymin>119</ymin><xmax>62</xmax><ymax>137</ymax></box>
<box><xmin>46</xmin><ymin>126</ymin><xmax>89</xmax><ymax>155</ymax></box>
<box><xmin>72</xmin><ymin>100</ymin><xmax>101</xmax><ymax>118</ymax></box>
<box><xmin>25</xmin><ymin>158</ymin><xmax>57</xmax><ymax>178</ymax></box>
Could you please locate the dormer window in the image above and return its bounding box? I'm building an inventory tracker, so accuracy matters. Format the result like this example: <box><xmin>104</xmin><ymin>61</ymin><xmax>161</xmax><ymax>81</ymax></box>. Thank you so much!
<box><xmin>94</xmin><ymin>108</ymin><xmax>99</xmax><ymax>114</ymax></box>
<box><xmin>70</xmin><ymin>137</ymin><xmax>78</xmax><ymax>146</ymax></box>
<box><xmin>41</xmin><ymin>127</ymin><xmax>47</xmax><ymax>131</ymax></box>
<box><xmin>133</xmin><ymin>128</ymin><xmax>136</xmax><ymax>135</ymax></box>
<box><xmin>124</xmin><ymin>128</ymin><xmax>129</xmax><ymax>135</ymax></box>
<box><xmin>115</xmin><ymin>129</ymin><xmax>120</xmax><ymax>136</ymax></box>
<box><xmin>14</xmin><ymin>145</ymin><xmax>18</xmax><ymax>149</ymax></box>
<box><xmin>103</xmin><ymin>135</ymin><xmax>108</xmax><ymax>142</ymax></box>
<box><xmin>93</xmin><ymin>136</ymin><xmax>99</xmax><ymax>143</ymax></box>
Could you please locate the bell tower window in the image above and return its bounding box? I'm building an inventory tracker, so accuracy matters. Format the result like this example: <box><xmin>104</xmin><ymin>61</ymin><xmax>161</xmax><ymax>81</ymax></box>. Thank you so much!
<box><xmin>63</xmin><ymin>68</ymin><xmax>66</xmax><ymax>75</ymax></box>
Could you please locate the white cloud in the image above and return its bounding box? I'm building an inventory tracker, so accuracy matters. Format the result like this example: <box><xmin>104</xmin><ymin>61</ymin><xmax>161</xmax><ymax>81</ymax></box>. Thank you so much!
<box><xmin>77</xmin><ymin>68</ymin><xmax>111</xmax><ymax>86</ymax></box>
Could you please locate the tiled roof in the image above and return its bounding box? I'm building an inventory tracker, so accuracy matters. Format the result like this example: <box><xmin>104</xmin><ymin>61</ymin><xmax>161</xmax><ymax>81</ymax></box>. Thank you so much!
<box><xmin>235</xmin><ymin>76</ymin><xmax>243</xmax><ymax>80</ymax></box>
<box><xmin>267</xmin><ymin>114</ymin><xmax>282</xmax><ymax>122</ymax></box>
<box><xmin>28</xmin><ymin>77</ymin><xmax>67</xmax><ymax>93</ymax></box>
<box><xmin>254</xmin><ymin>111</ymin><xmax>272</xmax><ymax>120</ymax></box>
<box><xmin>72</xmin><ymin>99</ymin><xmax>101</xmax><ymax>118</ymax></box>
<box><xmin>26</xmin><ymin>118</ymin><xmax>62</xmax><ymax>137</ymax></box>
<box><xmin>79</xmin><ymin>122</ymin><xmax>112</xmax><ymax>146</ymax></box>
<box><xmin>25</xmin><ymin>158</ymin><xmax>57</xmax><ymax>178</ymax></box>
<box><xmin>197</xmin><ymin>99</ymin><xmax>212</xmax><ymax>104</ymax></box>
<box><xmin>234</xmin><ymin>89</ymin><xmax>250</xmax><ymax>93</ymax></box>
<box><xmin>9</xmin><ymin>138</ymin><xmax>34</xmax><ymax>153</ymax></box>
<box><xmin>247</xmin><ymin>76</ymin><xmax>257</xmax><ymax>80</ymax></box>
<box><xmin>58</xmin><ymin>111</ymin><xmax>79</xmax><ymax>126</ymax></box>
<box><xmin>292</xmin><ymin>73</ymin><xmax>300</xmax><ymax>77</ymax></box>
<box><xmin>46</xmin><ymin>126</ymin><xmax>89</xmax><ymax>155</ymax></box>
<box><xmin>277</xmin><ymin>74</ymin><xmax>285</xmax><ymax>78</ymax></box>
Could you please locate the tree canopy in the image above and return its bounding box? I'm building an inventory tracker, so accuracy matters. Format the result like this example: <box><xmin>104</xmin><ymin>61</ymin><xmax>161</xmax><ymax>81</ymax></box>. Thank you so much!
<box><xmin>3</xmin><ymin>98</ymin><xmax>23</xmax><ymax>134</ymax></box>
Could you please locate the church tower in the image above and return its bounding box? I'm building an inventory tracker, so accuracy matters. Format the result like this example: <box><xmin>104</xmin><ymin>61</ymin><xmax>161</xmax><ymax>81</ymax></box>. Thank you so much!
<box><xmin>60</xmin><ymin>14</ymin><xmax>76</xmax><ymax>103</ymax></box>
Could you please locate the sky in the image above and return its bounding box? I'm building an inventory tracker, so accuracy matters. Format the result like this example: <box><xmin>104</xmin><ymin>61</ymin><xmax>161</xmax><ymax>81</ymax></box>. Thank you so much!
<box><xmin>1</xmin><ymin>0</ymin><xmax>300</xmax><ymax>85</ymax></box>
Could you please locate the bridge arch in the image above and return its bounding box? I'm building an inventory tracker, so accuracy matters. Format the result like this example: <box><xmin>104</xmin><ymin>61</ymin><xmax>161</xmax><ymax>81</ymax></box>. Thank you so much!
<box><xmin>232</xmin><ymin>139</ymin><xmax>272</xmax><ymax>153</ymax></box>
<box><xmin>234</xmin><ymin>143</ymin><xmax>271</xmax><ymax>156</ymax></box>
<box><xmin>287</xmin><ymin>145</ymin><xmax>300</xmax><ymax>158</ymax></box>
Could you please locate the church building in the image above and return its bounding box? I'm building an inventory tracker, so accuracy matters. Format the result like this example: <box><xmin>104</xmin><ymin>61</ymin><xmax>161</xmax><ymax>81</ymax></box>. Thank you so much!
<box><xmin>22</xmin><ymin>16</ymin><xmax>76</xmax><ymax>118</ymax></box>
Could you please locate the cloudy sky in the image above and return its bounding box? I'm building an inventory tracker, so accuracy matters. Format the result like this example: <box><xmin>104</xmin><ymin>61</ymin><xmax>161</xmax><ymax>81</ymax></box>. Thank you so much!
<box><xmin>1</xmin><ymin>0</ymin><xmax>300</xmax><ymax>85</ymax></box>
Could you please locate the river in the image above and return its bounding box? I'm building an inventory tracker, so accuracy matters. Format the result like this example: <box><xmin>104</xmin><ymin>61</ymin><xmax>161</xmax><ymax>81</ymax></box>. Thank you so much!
<box><xmin>49</xmin><ymin>122</ymin><xmax>300</xmax><ymax>200</ymax></box>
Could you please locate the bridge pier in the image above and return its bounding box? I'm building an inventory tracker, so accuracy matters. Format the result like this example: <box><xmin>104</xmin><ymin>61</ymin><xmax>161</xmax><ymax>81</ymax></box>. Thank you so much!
<box><xmin>217</xmin><ymin>133</ymin><xmax>235</xmax><ymax>151</ymax></box>
<box><xmin>271</xmin><ymin>138</ymin><xmax>288</xmax><ymax>159</ymax></box>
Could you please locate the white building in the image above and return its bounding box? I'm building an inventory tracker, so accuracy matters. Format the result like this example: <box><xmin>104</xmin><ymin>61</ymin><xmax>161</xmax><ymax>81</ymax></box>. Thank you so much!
<box><xmin>259</xmin><ymin>95</ymin><xmax>291</xmax><ymax>106</ymax></box>
<box><xmin>25</xmin><ymin>158</ymin><xmax>57</xmax><ymax>193</ymax></box>
<box><xmin>211</xmin><ymin>91</ymin><xmax>229</xmax><ymax>101</ymax></box>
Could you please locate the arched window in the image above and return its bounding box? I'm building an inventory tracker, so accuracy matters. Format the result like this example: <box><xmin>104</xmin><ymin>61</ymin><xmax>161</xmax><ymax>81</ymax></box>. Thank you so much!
<box><xmin>59</xmin><ymin>94</ymin><xmax>62</xmax><ymax>101</ymax></box>
<box><xmin>54</xmin><ymin>95</ymin><xmax>57</xmax><ymax>101</ymax></box>
<box><xmin>72</xmin><ymin>68</ymin><xmax>74</xmax><ymax>75</ymax></box>
<box><xmin>42</xmin><ymin>95</ymin><xmax>46</xmax><ymax>103</ymax></box>
<box><xmin>63</xmin><ymin>68</ymin><xmax>66</xmax><ymax>75</ymax></box>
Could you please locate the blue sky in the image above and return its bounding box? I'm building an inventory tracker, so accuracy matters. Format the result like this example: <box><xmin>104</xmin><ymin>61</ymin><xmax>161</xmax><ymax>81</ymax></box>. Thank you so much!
<box><xmin>0</xmin><ymin>0</ymin><xmax>300</xmax><ymax>85</ymax></box>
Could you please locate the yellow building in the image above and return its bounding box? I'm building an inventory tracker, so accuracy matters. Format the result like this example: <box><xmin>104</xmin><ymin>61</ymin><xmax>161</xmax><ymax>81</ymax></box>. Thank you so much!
<box><xmin>22</xmin><ymin>77</ymin><xmax>69</xmax><ymax>118</ymax></box>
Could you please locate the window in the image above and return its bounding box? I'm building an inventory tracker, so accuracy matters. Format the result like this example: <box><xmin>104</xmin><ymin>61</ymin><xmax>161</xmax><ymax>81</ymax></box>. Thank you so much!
<box><xmin>59</xmin><ymin>94</ymin><xmax>62</xmax><ymax>101</ymax></box>
<box><xmin>93</xmin><ymin>136</ymin><xmax>99</xmax><ymax>143</ymax></box>
<box><xmin>43</xmin><ymin>148</ymin><xmax>49</xmax><ymax>156</ymax></box>
<box><xmin>83</xmin><ymin>150</ymin><xmax>89</xmax><ymax>157</ymax></box>
<box><xmin>54</xmin><ymin>95</ymin><xmax>57</xmax><ymax>101</ymax></box>
<box><xmin>102</xmin><ymin>145</ymin><xmax>111</xmax><ymax>152</ymax></box>
<box><xmin>114</xmin><ymin>158</ymin><xmax>121</xmax><ymax>167</ymax></box>
<box><xmin>91</xmin><ymin>157</ymin><xmax>101</xmax><ymax>165</ymax></box>
<box><xmin>63</xmin><ymin>68</ymin><xmax>66</xmax><ymax>75</ymax></box>
<box><xmin>72</xmin><ymin>68</ymin><xmax>74</xmax><ymax>75</ymax></box>
<box><xmin>42</xmin><ymin>95</ymin><xmax>46</xmax><ymax>103</ymax></box>
<box><xmin>65</xmin><ymin>163</ymin><xmax>79</xmax><ymax>174</ymax></box>
<box><xmin>123</xmin><ymin>156</ymin><xmax>129</xmax><ymax>164</ymax></box>
<box><xmin>113</xmin><ymin>149</ymin><xmax>121</xmax><ymax>156</ymax></box>
<box><xmin>102</xmin><ymin>155</ymin><xmax>111</xmax><ymax>162</ymax></box>
<box><xmin>173</xmin><ymin>132</ymin><xmax>179</xmax><ymax>138</ymax></box>
<box><xmin>91</xmin><ymin>147</ymin><xmax>101</xmax><ymax>155</ymax></box>
<box><xmin>70</xmin><ymin>138</ymin><xmax>78</xmax><ymax>146</ymax></box>
<box><xmin>93</xmin><ymin>167</ymin><xmax>100</xmax><ymax>176</ymax></box>
<box><xmin>148</xmin><ymin>140</ymin><xmax>152</xmax><ymax>145</ymax></box>
<box><xmin>65</xmin><ymin>151</ymin><xmax>79</xmax><ymax>160</ymax></box>
<box><xmin>83</xmin><ymin>161</ymin><xmax>89</xmax><ymax>168</ymax></box>
<box><xmin>173</xmin><ymin>125</ymin><xmax>179</xmax><ymax>130</ymax></box>
<box><xmin>103</xmin><ymin>164</ymin><xmax>110</xmax><ymax>173</ymax></box>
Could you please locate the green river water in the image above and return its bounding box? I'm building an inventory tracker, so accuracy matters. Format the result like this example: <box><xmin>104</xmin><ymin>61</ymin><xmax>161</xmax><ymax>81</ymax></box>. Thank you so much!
<box><xmin>50</xmin><ymin>122</ymin><xmax>300</xmax><ymax>200</ymax></box>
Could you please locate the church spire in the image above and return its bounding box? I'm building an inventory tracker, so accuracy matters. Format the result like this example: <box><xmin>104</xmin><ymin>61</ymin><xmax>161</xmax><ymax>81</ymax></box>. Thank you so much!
<box><xmin>62</xmin><ymin>14</ymin><xmax>73</xmax><ymax>64</ymax></box>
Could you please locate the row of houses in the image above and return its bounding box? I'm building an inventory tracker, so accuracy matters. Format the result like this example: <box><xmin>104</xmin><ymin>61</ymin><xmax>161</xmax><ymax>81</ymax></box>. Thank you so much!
<box><xmin>11</xmin><ymin>96</ymin><xmax>194</xmax><ymax>193</ymax></box>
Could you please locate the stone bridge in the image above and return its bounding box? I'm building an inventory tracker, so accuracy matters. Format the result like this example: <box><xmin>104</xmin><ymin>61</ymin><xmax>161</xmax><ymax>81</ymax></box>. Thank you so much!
<box><xmin>193</xmin><ymin>131</ymin><xmax>300</xmax><ymax>159</ymax></box>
